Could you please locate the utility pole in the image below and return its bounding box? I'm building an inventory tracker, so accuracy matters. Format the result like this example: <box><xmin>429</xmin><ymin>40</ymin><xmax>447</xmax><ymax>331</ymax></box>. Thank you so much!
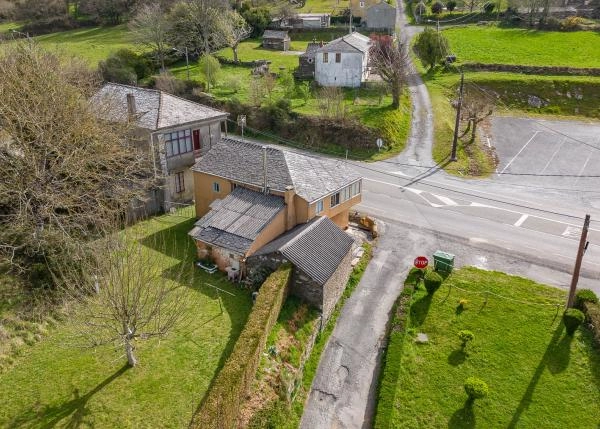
<box><xmin>185</xmin><ymin>46</ymin><xmax>190</xmax><ymax>81</ymax></box>
<box><xmin>437</xmin><ymin>19</ymin><xmax>440</xmax><ymax>33</ymax></box>
<box><xmin>349</xmin><ymin>9</ymin><xmax>353</xmax><ymax>34</ymax></box>
<box><xmin>566</xmin><ymin>214</ymin><xmax>591</xmax><ymax>308</ymax></box>
<box><xmin>450</xmin><ymin>72</ymin><xmax>464</xmax><ymax>162</ymax></box>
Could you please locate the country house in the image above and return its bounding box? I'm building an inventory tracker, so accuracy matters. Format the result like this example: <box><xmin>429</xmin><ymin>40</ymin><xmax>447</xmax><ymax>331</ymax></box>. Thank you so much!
<box><xmin>315</xmin><ymin>32</ymin><xmax>371</xmax><ymax>87</ymax></box>
<box><xmin>189</xmin><ymin>138</ymin><xmax>362</xmax><ymax>319</ymax></box>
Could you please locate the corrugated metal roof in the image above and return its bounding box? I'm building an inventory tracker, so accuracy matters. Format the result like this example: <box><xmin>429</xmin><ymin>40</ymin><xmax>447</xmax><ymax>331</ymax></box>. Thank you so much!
<box><xmin>189</xmin><ymin>187</ymin><xmax>285</xmax><ymax>254</ymax></box>
<box><xmin>252</xmin><ymin>217</ymin><xmax>354</xmax><ymax>285</ymax></box>
<box><xmin>91</xmin><ymin>83</ymin><xmax>228</xmax><ymax>131</ymax></box>
<box><xmin>192</xmin><ymin>138</ymin><xmax>362</xmax><ymax>203</ymax></box>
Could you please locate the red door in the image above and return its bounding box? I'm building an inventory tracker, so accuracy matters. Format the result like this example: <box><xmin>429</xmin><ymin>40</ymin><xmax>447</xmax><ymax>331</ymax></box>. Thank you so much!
<box><xmin>193</xmin><ymin>129</ymin><xmax>201</xmax><ymax>151</ymax></box>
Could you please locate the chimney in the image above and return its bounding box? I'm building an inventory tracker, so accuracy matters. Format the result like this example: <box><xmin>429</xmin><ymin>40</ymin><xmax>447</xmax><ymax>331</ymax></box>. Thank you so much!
<box><xmin>262</xmin><ymin>146</ymin><xmax>268</xmax><ymax>195</ymax></box>
<box><xmin>126</xmin><ymin>93</ymin><xmax>136</xmax><ymax>121</ymax></box>
<box><xmin>284</xmin><ymin>185</ymin><xmax>296</xmax><ymax>231</ymax></box>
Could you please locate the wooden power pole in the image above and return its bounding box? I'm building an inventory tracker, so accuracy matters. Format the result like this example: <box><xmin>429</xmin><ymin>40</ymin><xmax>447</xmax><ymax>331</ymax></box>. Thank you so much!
<box><xmin>451</xmin><ymin>73</ymin><xmax>464</xmax><ymax>162</ymax></box>
<box><xmin>567</xmin><ymin>214</ymin><xmax>591</xmax><ymax>308</ymax></box>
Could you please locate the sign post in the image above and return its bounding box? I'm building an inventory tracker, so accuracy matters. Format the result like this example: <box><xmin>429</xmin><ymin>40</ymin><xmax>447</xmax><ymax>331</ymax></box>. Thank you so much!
<box><xmin>414</xmin><ymin>256</ymin><xmax>429</xmax><ymax>269</ymax></box>
<box><xmin>376</xmin><ymin>138</ymin><xmax>383</xmax><ymax>151</ymax></box>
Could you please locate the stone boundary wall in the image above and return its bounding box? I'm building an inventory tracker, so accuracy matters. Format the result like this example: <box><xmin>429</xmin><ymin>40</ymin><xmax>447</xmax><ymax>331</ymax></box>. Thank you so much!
<box><xmin>462</xmin><ymin>62</ymin><xmax>600</xmax><ymax>76</ymax></box>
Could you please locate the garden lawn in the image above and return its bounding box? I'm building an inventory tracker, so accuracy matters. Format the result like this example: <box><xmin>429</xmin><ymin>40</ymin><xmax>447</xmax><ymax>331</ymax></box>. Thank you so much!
<box><xmin>376</xmin><ymin>267</ymin><xmax>600</xmax><ymax>428</ymax></box>
<box><xmin>34</xmin><ymin>24</ymin><xmax>135</xmax><ymax>65</ymax></box>
<box><xmin>298</xmin><ymin>0</ymin><xmax>349</xmax><ymax>13</ymax></box>
<box><xmin>443</xmin><ymin>25</ymin><xmax>600</xmax><ymax>68</ymax></box>
<box><xmin>0</xmin><ymin>21</ymin><xmax>21</xmax><ymax>33</ymax></box>
<box><xmin>0</xmin><ymin>210</ymin><xmax>253</xmax><ymax>428</ymax></box>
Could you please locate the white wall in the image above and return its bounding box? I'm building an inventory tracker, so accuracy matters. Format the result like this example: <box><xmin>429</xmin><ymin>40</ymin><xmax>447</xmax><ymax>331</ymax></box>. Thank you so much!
<box><xmin>315</xmin><ymin>51</ymin><xmax>365</xmax><ymax>88</ymax></box>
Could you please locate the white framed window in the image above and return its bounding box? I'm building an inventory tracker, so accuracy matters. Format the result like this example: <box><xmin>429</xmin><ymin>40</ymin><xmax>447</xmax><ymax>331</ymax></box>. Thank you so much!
<box><xmin>175</xmin><ymin>171</ymin><xmax>185</xmax><ymax>193</ymax></box>
<box><xmin>350</xmin><ymin>181</ymin><xmax>361</xmax><ymax>197</ymax></box>
<box><xmin>323</xmin><ymin>52</ymin><xmax>329</xmax><ymax>63</ymax></box>
<box><xmin>164</xmin><ymin>129</ymin><xmax>192</xmax><ymax>158</ymax></box>
<box><xmin>330</xmin><ymin>192</ymin><xmax>340</xmax><ymax>208</ymax></box>
<box><xmin>343</xmin><ymin>186</ymin><xmax>351</xmax><ymax>202</ymax></box>
<box><xmin>335</xmin><ymin>52</ymin><xmax>341</xmax><ymax>63</ymax></box>
<box><xmin>316</xmin><ymin>199</ymin><xmax>324</xmax><ymax>214</ymax></box>
<box><xmin>213</xmin><ymin>182</ymin><xmax>220</xmax><ymax>192</ymax></box>
<box><xmin>360</xmin><ymin>1</ymin><xmax>365</xmax><ymax>7</ymax></box>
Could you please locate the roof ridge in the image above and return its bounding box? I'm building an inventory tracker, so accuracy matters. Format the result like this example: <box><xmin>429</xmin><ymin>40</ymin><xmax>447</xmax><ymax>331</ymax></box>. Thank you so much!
<box><xmin>106</xmin><ymin>82</ymin><xmax>160</xmax><ymax>94</ymax></box>
<box><xmin>160</xmin><ymin>90</ymin><xmax>227</xmax><ymax>114</ymax></box>
<box><xmin>280</xmin><ymin>217</ymin><xmax>325</xmax><ymax>252</ymax></box>
<box><xmin>156</xmin><ymin>91</ymin><xmax>163</xmax><ymax>129</ymax></box>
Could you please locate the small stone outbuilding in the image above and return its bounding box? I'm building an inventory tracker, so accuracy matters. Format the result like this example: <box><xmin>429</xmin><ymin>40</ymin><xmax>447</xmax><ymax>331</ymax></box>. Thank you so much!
<box><xmin>366</xmin><ymin>1</ymin><xmax>397</xmax><ymax>31</ymax></box>
<box><xmin>247</xmin><ymin>216</ymin><xmax>355</xmax><ymax>322</ymax></box>
<box><xmin>295</xmin><ymin>41</ymin><xmax>323</xmax><ymax>79</ymax></box>
<box><xmin>262</xmin><ymin>30</ymin><xmax>291</xmax><ymax>51</ymax></box>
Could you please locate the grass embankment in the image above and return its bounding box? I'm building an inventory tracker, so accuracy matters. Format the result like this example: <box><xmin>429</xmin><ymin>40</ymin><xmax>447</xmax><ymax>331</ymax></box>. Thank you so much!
<box><xmin>0</xmin><ymin>210</ymin><xmax>253</xmax><ymax>428</ymax></box>
<box><xmin>0</xmin><ymin>21</ymin><xmax>21</xmax><ymax>33</ymax></box>
<box><xmin>443</xmin><ymin>25</ymin><xmax>600</xmax><ymax>68</ymax></box>
<box><xmin>376</xmin><ymin>267</ymin><xmax>600</xmax><ymax>428</ymax></box>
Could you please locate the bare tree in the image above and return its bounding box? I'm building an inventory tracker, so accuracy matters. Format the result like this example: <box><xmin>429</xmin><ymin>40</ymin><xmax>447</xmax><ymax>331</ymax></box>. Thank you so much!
<box><xmin>460</xmin><ymin>84</ymin><xmax>495</xmax><ymax>141</ymax></box>
<box><xmin>369</xmin><ymin>35</ymin><xmax>409</xmax><ymax>109</ymax></box>
<box><xmin>316</xmin><ymin>86</ymin><xmax>346</xmax><ymax>120</ymax></box>
<box><xmin>66</xmin><ymin>231</ymin><xmax>190</xmax><ymax>367</ymax></box>
<box><xmin>0</xmin><ymin>42</ymin><xmax>154</xmax><ymax>288</ymax></box>
<box><xmin>223</xmin><ymin>9</ymin><xmax>252</xmax><ymax>63</ymax></box>
<box><xmin>249</xmin><ymin>76</ymin><xmax>266</xmax><ymax>106</ymax></box>
<box><xmin>129</xmin><ymin>1</ymin><xmax>171</xmax><ymax>70</ymax></box>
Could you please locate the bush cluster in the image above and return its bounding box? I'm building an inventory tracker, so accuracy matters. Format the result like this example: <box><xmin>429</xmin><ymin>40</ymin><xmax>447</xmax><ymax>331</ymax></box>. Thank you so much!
<box><xmin>464</xmin><ymin>377</ymin><xmax>489</xmax><ymax>400</ymax></box>
<box><xmin>458</xmin><ymin>329</ymin><xmax>474</xmax><ymax>348</ymax></box>
<box><xmin>575</xmin><ymin>289</ymin><xmax>599</xmax><ymax>309</ymax></box>
<box><xmin>563</xmin><ymin>308</ymin><xmax>585</xmax><ymax>336</ymax></box>
<box><xmin>424</xmin><ymin>270</ymin><xmax>443</xmax><ymax>294</ymax></box>
<box><xmin>190</xmin><ymin>265</ymin><xmax>292</xmax><ymax>428</ymax></box>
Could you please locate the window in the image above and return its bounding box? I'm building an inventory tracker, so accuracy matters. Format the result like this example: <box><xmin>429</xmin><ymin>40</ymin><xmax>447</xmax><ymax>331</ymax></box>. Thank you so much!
<box><xmin>350</xmin><ymin>181</ymin><xmax>361</xmax><ymax>197</ymax></box>
<box><xmin>316</xmin><ymin>199</ymin><xmax>324</xmax><ymax>214</ymax></box>
<box><xmin>335</xmin><ymin>52</ymin><xmax>341</xmax><ymax>63</ymax></box>
<box><xmin>330</xmin><ymin>192</ymin><xmax>340</xmax><ymax>207</ymax></box>
<box><xmin>359</xmin><ymin>0</ymin><xmax>365</xmax><ymax>7</ymax></box>
<box><xmin>323</xmin><ymin>52</ymin><xmax>328</xmax><ymax>63</ymax></box>
<box><xmin>343</xmin><ymin>186</ymin><xmax>351</xmax><ymax>202</ymax></box>
<box><xmin>175</xmin><ymin>172</ymin><xmax>185</xmax><ymax>193</ymax></box>
<box><xmin>164</xmin><ymin>129</ymin><xmax>192</xmax><ymax>157</ymax></box>
<box><xmin>213</xmin><ymin>182</ymin><xmax>220</xmax><ymax>192</ymax></box>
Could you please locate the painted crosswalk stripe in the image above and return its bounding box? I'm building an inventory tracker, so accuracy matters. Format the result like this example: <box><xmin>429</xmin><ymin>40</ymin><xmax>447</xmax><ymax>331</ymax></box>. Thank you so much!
<box><xmin>514</xmin><ymin>214</ymin><xmax>529</xmax><ymax>227</ymax></box>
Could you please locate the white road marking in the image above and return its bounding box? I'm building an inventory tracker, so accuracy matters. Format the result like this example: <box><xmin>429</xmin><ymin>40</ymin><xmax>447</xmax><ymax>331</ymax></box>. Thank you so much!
<box><xmin>562</xmin><ymin>226</ymin><xmax>581</xmax><ymax>238</ymax></box>
<box><xmin>514</xmin><ymin>214</ymin><xmax>529</xmax><ymax>227</ymax></box>
<box><xmin>574</xmin><ymin>150</ymin><xmax>593</xmax><ymax>184</ymax></box>
<box><xmin>392</xmin><ymin>171</ymin><xmax>409</xmax><ymax>176</ymax></box>
<box><xmin>432</xmin><ymin>194</ymin><xmax>458</xmax><ymax>206</ymax></box>
<box><xmin>499</xmin><ymin>131</ymin><xmax>540</xmax><ymax>174</ymax></box>
<box><xmin>540</xmin><ymin>137</ymin><xmax>565</xmax><ymax>174</ymax></box>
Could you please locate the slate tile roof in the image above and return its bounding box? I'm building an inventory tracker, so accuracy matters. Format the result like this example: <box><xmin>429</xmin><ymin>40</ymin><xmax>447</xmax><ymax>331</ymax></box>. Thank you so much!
<box><xmin>192</xmin><ymin>138</ymin><xmax>362</xmax><ymax>203</ymax></box>
<box><xmin>253</xmin><ymin>217</ymin><xmax>354</xmax><ymax>285</ymax></box>
<box><xmin>91</xmin><ymin>83</ymin><xmax>228</xmax><ymax>131</ymax></box>
<box><xmin>316</xmin><ymin>32</ymin><xmax>371</xmax><ymax>54</ymax></box>
<box><xmin>263</xmin><ymin>30</ymin><xmax>290</xmax><ymax>40</ymax></box>
<box><xmin>188</xmin><ymin>187</ymin><xmax>285</xmax><ymax>254</ymax></box>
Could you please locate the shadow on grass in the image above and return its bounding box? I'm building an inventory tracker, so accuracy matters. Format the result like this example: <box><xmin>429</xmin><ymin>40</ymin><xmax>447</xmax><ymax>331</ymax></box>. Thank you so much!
<box><xmin>448</xmin><ymin>399</ymin><xmax>476</xmax><ymax>429</ymax></box>
<box><xmin>9</xmin><ymin>364</ymin><xmax>130</xmax><ymax>428</ymax></box>
<box><xmin>410</xmin><ymin>292</ymin><xmax>433</xmax><ymax>327</ymax></box>
<box><xmin>139</xmin><ymin>217</ymin><xmax>196</xmax><ymax>260</ymax></box>
<box><xmin>507</xmin><ymin>322</ymin><xmax>571</xmax><ymax>429</ymax></box>
<box><xmin>448</xmin><ymin>349</ymin><xmax>467</xmax><ymax>366</ymax></box>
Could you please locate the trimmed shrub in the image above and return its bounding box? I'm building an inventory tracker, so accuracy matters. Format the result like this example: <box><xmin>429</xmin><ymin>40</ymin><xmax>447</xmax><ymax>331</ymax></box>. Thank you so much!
<box><xmin>446</xmin><ymin>0</ymin><xmax>457</xmax><ymax>11</ymax></box>
<box><xmin>582</xmin><ymin>301</ymin><xmax>600</xmax><ymax>347</ymax></box>
<box><xmin>464</xmin><ymin>377</ymin><xmax>488</xmax><ymax>400</ymax></box>
<box><xmin>563</xmin><ymin>308</ymin><xmax>585</xmax><ymax>336</ymax></box>
<box><xmin>561</xmin><ymin>16</ymin><xmax>585</xmax><ymax>31</ymax></box>
<box><xmin>190</xmin><ymin>265</ymin><xmax>292</xmax><ymax>428</ymax></box>
<box><xmin>431</xmin><ymin>1</ymin><xmax>444</xmax><ymax>14</ymax></box>
<box><xmin>540</xmin><ymin>16</ymin><xmax>562</xmax><ymax>30</ymax></box>
<box><xmin>575</xmin><ymin>289</ymin><xmax>599</xmax><ymax>310</ymax></box>
<box><xmin>423</xmin><ymin>270</ymin><xmax>443</xmax><ymax>294</ymax></box>
<box><xmin>458</xmin><ymin>329</ymin><xmax>474</xmax><ymax>348</ymax></box>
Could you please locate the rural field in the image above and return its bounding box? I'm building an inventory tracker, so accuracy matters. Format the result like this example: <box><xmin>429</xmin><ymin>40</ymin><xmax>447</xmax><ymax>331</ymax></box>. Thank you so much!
<box><xmin>442</xmin><ymin>25</ymin><xmax>600</xmax><ymax>68</ymax></box>
<box><xmin>376</xmin><ymin>267</ymin><xmax>600</xmax><ymax>428</ymax></box>
<box><xmin>0</xmin><ymin>211</ymin><xmax>252</xmax><ymax>428</ymax></box>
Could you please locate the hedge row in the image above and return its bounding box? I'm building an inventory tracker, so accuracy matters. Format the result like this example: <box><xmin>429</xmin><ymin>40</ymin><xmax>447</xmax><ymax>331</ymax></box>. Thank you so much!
<box><xmin>373</xmin><ymin>283</ymin><xmax>416</xmax><ymax>429</ymax></box>
<box><xmin>462</xmin><ymin>62</ymin><xmax>600</xmax><ymax>77</ymax></box>
<box><xmin>582</xmin><ymin>301</ymin><xmax>600</xmax><ymax>348</ymax></box>
<box><xmin>189</xmin><ymin>265</ymin><xmax>292</xmax><ymax>429</ymax></box>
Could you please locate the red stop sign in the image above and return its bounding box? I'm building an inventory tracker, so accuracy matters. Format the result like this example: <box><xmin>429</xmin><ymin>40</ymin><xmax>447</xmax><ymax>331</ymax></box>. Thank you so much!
<box><xmin>414</xmin><ymin>256</ymin><xmax>429</xmax><ymax>269</ymax></box>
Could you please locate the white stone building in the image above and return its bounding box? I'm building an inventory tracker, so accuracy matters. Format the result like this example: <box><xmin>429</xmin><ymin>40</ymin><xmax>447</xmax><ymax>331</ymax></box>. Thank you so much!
<box><xmin>314</xmin><ymin>32</ymin><xmax>371</xmax><ymax>88</ymax></box>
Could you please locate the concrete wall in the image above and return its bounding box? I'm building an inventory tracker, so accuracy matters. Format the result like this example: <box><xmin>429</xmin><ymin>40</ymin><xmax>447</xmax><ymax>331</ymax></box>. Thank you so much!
<box><xmin>315</xmin><ymin>51</ymin><xmax>364</xmax><ymax>88</ymax></box>
<box><xmin>247</xmin><ymin>209</ymin><xmax>287</xmax><ymax>255</ymax></box>
<box><xmin>165</xmin><ymin>168</ymin><xmax>195</xmax><ymax>205</ymax></box>
<box><xmin>193</xmin><ymin>172</ymin><xmax>234</xmax><ymax>218</ymax></box>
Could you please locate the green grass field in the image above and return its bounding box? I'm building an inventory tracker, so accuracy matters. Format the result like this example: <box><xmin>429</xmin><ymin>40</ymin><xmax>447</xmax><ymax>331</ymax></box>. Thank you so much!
<box><xmin>298</xmin><ymin>0</ymin><xmax>349</xmax><ymax>13</ymax></box>
<box><xmin>0</xmin><ymin>211</ymin><xmax>252</xmax><ymax>428</ymax></box>
<box><xmin>443</xmin><ymin>25</ymin><xmax>600</xmax><ymax>68</ymax></box>
<box><xmin>376</xmin><ymin>267</ymin><xmax>600</xmax><ymax>428</ymax></box>
<box><xmin>376</xmin><ymin>268</ymin><xmax>600</xmax><ymax>429</ymax></box>
<box><xmin>0</xmin><ymin>21</ymin><xmax>21</xmax><ymax>33</ymax></box>
<box><xmin>33</xmin><ymin>24</ymin><xmax>135</xmax><ymax>65</ymax></box>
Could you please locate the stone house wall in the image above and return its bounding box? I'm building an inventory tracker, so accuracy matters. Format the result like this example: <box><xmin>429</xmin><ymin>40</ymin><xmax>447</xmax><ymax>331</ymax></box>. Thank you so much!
<box><xmin>321</xmin><ymin>250</ymin><xmax>353</xmax><ymax>322</ymax></box>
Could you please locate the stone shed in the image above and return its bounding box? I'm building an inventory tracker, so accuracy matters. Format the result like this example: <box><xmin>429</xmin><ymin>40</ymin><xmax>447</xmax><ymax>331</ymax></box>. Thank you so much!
<box><xmin>262</xmin><ymin>30</ymin><xmax>291</xmax><ymax>51</ymax></box>
<box><xmin>295</xmin><ymin>41</ymin><xmax>323</xmax><ymax>79</ymax></box>
<box><xmin>247</xmin><ymin>216</ymin><xmax>355</xmax><ymax>322</ymax></box>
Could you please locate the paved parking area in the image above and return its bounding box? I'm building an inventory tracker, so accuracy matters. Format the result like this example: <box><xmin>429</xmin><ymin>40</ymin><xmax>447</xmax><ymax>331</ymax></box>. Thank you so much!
<box><xmin>491</xmin><ymin>117</ymin><xmax>600</xmax><ymax>193</ymax></box>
